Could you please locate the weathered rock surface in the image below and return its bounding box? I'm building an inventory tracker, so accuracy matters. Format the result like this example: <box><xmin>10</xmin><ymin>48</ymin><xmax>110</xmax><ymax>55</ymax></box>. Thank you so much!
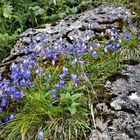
<box><xmin>89</xmin><ymin>63</ymin><xmax>140</xmax><ymax>140</ymax></box>
<box><xmin>0</xmin><ymin>5</ymin><xmax>130</xmax><ymax>73</ymax></box>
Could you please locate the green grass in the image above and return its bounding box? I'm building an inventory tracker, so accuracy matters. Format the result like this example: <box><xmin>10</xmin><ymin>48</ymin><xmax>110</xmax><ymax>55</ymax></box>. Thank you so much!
<box><xmin>1</xmin><ymin>76</ymin><xmax>90</xmax><ymax>140</ymax></box>
<box><xmin>119</xmin><ymin>33</ymin><xmax>140</xmax><ymax>62</ymax></box>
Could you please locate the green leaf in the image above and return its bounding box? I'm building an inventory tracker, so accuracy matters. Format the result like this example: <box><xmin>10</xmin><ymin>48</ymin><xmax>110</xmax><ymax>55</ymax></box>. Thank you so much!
<box><xmin>45</xmin><ymin>91</ymin><xmax>51</xmax><ymax>97</ymax></box>
<box><xmin>71</xmin><ymin>93</ymin><xmax>83</xmax><ymax>100</ymax></box>
<box><xmin>3</xmin><ymin>5</ymin><xmax>13</xmax><ymax>19</ymax></box>
<box><xmin>71</xmin><ymin>102</ymin><xmax>81</xmax><ymax>106</ymax></box>
<box><xmin>70</xmin><ymin>7</ymin><xmax>77</xmax><ymax>14</ymax></box>
<box><xmin>42</xmin><ymin>14</ymin><xmax>59</xmax><ymax>21</ymax></box>
<box><xmin>68</xmin><ymin>105</ymin><xmax>76</xmax><ymax>114</ymax></box>
<box><xmin>60</xmin><ymin>92</ymin><xmax>71</xmax><ymax>100</ymax></box>
<box><xmin>58</xmin><ymin>12</ymin><xmax>66</xmax><ymax>18</ymax></box>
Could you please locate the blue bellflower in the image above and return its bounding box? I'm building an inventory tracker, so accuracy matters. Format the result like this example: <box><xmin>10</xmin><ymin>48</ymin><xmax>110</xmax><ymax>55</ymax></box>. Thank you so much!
<box><xmin>59</xmin><ymin>74</ymin><xmax>65</xmax><ymax>79</ymax></box>
<box><xmin>71</xmin><ymin>74</ymin><xmax>79</xmax><ymax>84</ymax></box>
<box><xmin>5</xmin><ymin>87</ymin><xmax>12</xmax><ymax>95</ymax></box>
<box><xmin>10</xmin><ymin>114</ymin><xmax>14</xmax><ymax>120</ymax></box>
<box><xmin>20</xmin><ymin>79</ymin><xmax>26</xmax><ymax>87</ymax></box>
<box><xmin>105</xmin><ymin>41</ymin><xmax>109</xmax><ymax>45</ymax></box>
<box><xmin>0</xmin><ymin>83</ymin><xmax>3</xmax><ymax>89</ymax></box>
<box><xmin>5</xmin><ymin>118</ymin><xmax>9</xmax><ymax>125</ymax></box>
<box><xmin>38</xmin><ymin>131</ymin><xmax>44</xmax><ymax>140</ymax></box>
<box><xmin>108</xmin><ymin>44</ymin><xmax>116</xmax><ymax>51</ymax></box>
<box><xmin>29</xmin><ymin>39</ymin><xmax>37</xmax><ymax>49</ymax></box>
<box><xmin>92</xmin><ymin>51</ymin><xmax>97</xmax><ymax>58</ymax></box>
<box><xmin>3</xmin><ymin>79</ymin><xmax>10</xmax><ymax>87</ymax></box>
<box><xmin>123</xmin><ymin>32</ymin><xmax>130</xmax><ymax>41</ymax></box>
<box><xmin>66</xmin><ymin>44</ymin><xmax>73</xmax><ymax>51</ymax></box>
<box><xmin>59</xmin><ymin>80</ymin><xmax>65</xmax><ymax>87</ymax></box>
<box><xmin>13</xmin><ymin>79</ymin><xmax>18</xmax><ymax>86</ymax></box>
<box><xmin>51</xmin><ymin>89</ymin><xmax>57</xmax><ymax>98</ymax></box>
<box><xmin>78</xmin><ymin>60</ymin><xmax>84</xmax><ymax>66</ymax></box>
<box><xmin>23</xmin><ymin>71</ymin><xmax>31</xmax><ymax>80</ymax></box>
<box><xmin>28</xmin><ymin>82</ymin><xmax>33</xmax><ymax>88</ymax></box>
<box><xmin>24</xmin><ymin>47</ymin><xmax>30</xmax><ymax>54</ymax></box>
<box><xmin>12</xmin><ymin>91</ymin><xmax>24</xmax><ymax>100</ymax></box>
<box><xmin>76</xmin><ymin>49</ymin><xmax>85</xmax><ymax>56</ymax></box>
<box><xmin>1</xmin><ymin>98</ymin><xmax>7</xmax><ymax>107</ymax></box>
<box><xmin>0</xmin><ymin>107</ymin><xmax>3</xmax><ymax>113</ymax></box>
<box><xmin>63</xmin><ymin>67</ymin><xmax>68</xmax><ymax>74</ymax></box>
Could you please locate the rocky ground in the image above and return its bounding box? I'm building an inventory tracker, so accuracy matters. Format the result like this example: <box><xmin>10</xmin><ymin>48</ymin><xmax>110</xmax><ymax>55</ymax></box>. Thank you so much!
<box><xmin>90</xmin><ymin>63</ymin><xmax>140</xmax><ymax>140</ymax></box>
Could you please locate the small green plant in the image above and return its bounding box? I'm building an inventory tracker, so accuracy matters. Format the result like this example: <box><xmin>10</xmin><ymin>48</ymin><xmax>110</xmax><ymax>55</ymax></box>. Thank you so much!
<box><xmin>119</xmin><ymin>31</ymin><xmax>140</xmax><ymax>62</ymax></box>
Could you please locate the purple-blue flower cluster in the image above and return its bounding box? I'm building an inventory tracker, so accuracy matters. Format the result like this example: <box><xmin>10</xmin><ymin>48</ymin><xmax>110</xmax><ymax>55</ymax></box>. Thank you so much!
<box><xmin>0</xmin><ymin>27</ymin><xmax>126</xmax><ymax>125</ymax></box>
<box><xmin>103</xmin><ymin>27</ymin><xmax>122</xmax><ymax>52</ymax></box>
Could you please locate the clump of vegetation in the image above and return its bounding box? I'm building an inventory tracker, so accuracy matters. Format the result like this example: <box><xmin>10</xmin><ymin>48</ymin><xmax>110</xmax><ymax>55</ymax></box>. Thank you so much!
<box><xmin>119</xmin><ymin>31</ymin><xmax>140</xmax><ymax>61</ymax></box>
<box><xmin>2</xmin><ymin>79</ymin><xmax>90</xmax><ymax>140</ymax></box>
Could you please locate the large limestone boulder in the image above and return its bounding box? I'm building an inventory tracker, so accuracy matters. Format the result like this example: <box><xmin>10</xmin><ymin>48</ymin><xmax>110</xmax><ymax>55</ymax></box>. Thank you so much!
<box><xmin>0</xmin><ymin>6</ymin><xmax>130</xmax><ymax>73</ymax></box>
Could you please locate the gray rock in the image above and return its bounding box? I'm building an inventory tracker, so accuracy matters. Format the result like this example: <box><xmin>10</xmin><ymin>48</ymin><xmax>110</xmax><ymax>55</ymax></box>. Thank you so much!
<box><xmin>0</xmin><ymin>6</ymin><xmax>130</xmax><ymax>72</ymax></box>
<box><xmin>90</xmin><ymin>64</ymin><xmax>140</xmax><ymax>140</ymax></box>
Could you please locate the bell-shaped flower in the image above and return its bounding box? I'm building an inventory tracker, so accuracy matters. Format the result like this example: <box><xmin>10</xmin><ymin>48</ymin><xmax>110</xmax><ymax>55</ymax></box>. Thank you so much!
<box><xmin>1</xmin><ymin>98</ymin><xmax>7</xmax><ymax>107</ymax></box>
<box><xmin>12</xmin><ymin>91</ymin><xmax>24</xmax><ymax>100</ymax></box>
<box><xmin>20</xmin><ymin>79</ymin><xmax>26</xmax><ymax>87</ymax></box>
<box><xmin>10</xmin><ymin>114</ymin><xmax>14</xmax><ymax>121</ymax></box>
<box><xmin>63</xmin><ymin>67</ymin><xmax>68</xmax><ymax>75</ymax></box>
<box><xmin>92</xmin><ymin>51</ymin><xmax>97</xmax><ymax>58</ymax></box>
<box><xmin>123</xmin><ymin>32</ymin><xmax>130</xmax><ymax>41</ymax></box>
<box><xmin>38</xmin><ymin>131</ymin><xmax>44</xmax><ymax>140</ymax></box>
<box><xmin>0</xmin><ymin>107</ymin><xmax>3</xmax><ymax>113</ymax></box>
